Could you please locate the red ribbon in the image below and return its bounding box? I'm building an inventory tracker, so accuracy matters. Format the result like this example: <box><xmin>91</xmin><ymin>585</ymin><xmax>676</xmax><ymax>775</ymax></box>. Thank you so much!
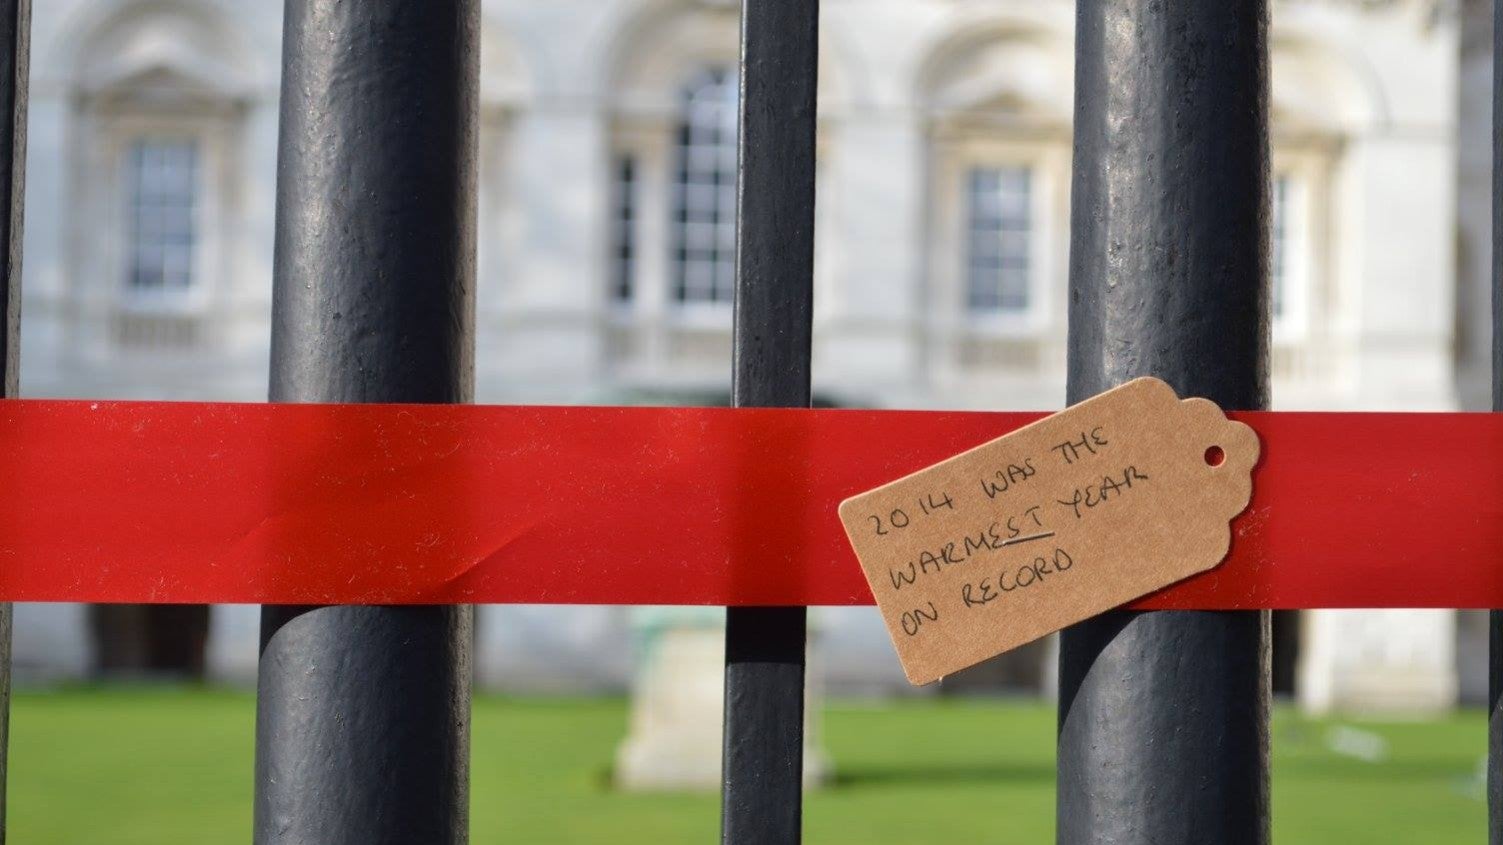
<box><xmin>0</xmin><ymin>399</ymin><xmax>1497</xmax><ymax>608</ymax></box>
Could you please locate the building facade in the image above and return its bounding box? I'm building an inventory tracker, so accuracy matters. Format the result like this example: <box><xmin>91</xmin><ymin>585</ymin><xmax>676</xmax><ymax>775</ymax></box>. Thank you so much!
<box><xmin>11</xmin><ymin>0</ymin><xmax>1466</xmax><ymax>710</ymax></box>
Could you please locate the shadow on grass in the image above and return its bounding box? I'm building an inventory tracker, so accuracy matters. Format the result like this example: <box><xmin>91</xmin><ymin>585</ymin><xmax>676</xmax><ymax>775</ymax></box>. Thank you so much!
<box><xmin>829</xmin><ymin>761</ymin><xmax>1055</xmax><ymax>789</ymax></box>
<box><xmin>590</xmin><ymin>762</ymin><xmax>1056</xmax><ymax>794</ymax></box>
<box><xmin>1276</xmin><ymin>758</ymin><xmax>1481</xmax><ymax>782</ymax></box>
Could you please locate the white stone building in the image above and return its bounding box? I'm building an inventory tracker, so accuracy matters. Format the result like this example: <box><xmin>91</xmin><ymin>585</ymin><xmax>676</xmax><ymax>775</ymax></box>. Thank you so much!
<box><xmin>9</xmin><ymin>0</ymin><xmax>1468</xmax><ymax>712</ymax></box>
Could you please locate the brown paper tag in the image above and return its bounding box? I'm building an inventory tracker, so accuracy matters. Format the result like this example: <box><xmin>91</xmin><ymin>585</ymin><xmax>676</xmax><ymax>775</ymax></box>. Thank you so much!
<box><xmin>838</xmin><ymin>377</ymin><xmax>1259</xmax><ymax>685</ymax></box>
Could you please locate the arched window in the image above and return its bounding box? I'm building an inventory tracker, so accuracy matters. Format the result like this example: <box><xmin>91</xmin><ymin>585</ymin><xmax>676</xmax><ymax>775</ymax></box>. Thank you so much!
<box><xmin>670</xmin><ymin>67</ymin><xmax>738</xmax><ymax>305</ymax></box>
<box><xmin>917</xmin><ymin>27</ymin><xmax>1072</xmax><ymax>376</ymax></box>
<box><xmin>1266</xmin><ymin>35</ymin><xmax>1374</xmax><ymax>385</ymax></box>
<box><xmin>602</xmin><ymin>2</ymin><xmax>741</xmax><ymax>381</ymax></box>
<box><xmin>603</xmin><ymin>4</ymin><xmax>832</xmax><ymax>382</ymax></box>
<box><xmin>65</xmin><ymin>3</ymin><xmax>253</xmax><ymax>355</ymax></box>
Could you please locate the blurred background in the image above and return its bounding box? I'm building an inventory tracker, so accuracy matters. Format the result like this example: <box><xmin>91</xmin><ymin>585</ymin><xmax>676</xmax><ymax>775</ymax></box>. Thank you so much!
<box><xmin>4</xmin><ymin>0</ymin><xmax>1493</xmax><ymax>842</ymax></box>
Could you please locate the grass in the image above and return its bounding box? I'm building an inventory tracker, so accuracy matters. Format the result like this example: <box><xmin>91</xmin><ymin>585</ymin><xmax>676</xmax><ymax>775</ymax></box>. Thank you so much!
<box><xmin>4</xmin><ymin>687</ymin><xmax>1486</xmax><ymax>843</ymax></box>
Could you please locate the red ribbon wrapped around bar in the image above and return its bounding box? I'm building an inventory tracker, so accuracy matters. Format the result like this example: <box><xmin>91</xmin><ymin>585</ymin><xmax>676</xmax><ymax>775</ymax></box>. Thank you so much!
<box><xmin>0</xmin><ymin>399</ymin><xmax>1497</xmax><ymax>608</ymax></box>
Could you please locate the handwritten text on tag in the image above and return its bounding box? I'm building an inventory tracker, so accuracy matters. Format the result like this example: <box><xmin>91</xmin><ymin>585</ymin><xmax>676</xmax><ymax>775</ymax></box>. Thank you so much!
<box><xmin>838</xmin><ymin>377</ymin><xmax>1259</xmax><ymax>685</ymax></box>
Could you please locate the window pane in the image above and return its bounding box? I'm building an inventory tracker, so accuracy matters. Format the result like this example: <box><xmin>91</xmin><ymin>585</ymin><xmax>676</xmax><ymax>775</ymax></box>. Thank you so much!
<box><xmin>965</xmin><ymin>165</ymin><xmax>1031</xmax><ymax>314</ymax></box>
<box><xmin>672</xmin><ymin>67</ymin><xmax>738</xmax><ymax>305</ymax></box>
<box><xmin>126</xmin><ymin>138</ymin><xmax>198</xmax><ymax>292</ymax></box>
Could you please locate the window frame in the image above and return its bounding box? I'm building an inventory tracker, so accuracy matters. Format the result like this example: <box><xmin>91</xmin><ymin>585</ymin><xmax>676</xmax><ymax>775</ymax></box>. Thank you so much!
<box><xmin>930</xmin><ymin>137</ymin><xmax>1057</xmax><ymax>340</ymax></box>
<box><xmin>962</xmin><ymin>163</ymin><xmax>1036</xmax><ymax>318</ymax></box>
<box><xmin>80</xmin><ymin>106</ymin><xmax>234</xmax><ymax>324</ymax></box>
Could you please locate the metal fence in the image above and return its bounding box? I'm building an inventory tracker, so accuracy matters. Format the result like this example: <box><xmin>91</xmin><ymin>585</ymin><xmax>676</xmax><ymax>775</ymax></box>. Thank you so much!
<box><xmin>0</xmin><ymin>0</ymin><xmax>1496</xmax><ymax>843</ymax></box>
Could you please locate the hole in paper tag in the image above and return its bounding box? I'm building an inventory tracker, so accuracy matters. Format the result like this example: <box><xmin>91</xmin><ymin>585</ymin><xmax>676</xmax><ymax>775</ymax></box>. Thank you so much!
<box><xmin>838</xmin><ymin>377</ymin><xmax>1259</xmax><ymax>686</ymax></box>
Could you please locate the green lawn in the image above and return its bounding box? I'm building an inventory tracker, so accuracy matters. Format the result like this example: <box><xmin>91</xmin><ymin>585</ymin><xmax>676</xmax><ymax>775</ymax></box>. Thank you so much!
<box><xmin>4</xmin><ymin>687</ymin><xmax>1486</xmax><ymax>843</ymax></box>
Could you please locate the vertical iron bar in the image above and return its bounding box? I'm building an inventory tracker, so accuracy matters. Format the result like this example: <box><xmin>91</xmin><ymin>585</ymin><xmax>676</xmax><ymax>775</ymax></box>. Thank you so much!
<box><xmin>254</xmin><ymin>1</ymin><xmax>477</xmax><ymax>843</ymax></box>
<box><xmin>1058</xmin><ymin>2</ymin><xmax>1271</xmax><ymax>844</ymax></box>
<box><xmin>721</xmin><ymin>1</ymin><xmax>819</xmax><ymax>843</ymax></box>
<box><xmin>0</xmin><ymin>2</ymin><xmax>26</xmax><ymax>841</ymax></box>
<box><xmin>1490</xmin><ymin>1</ymin><xmax>1503</xmax><ymax>840</ymax></box>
